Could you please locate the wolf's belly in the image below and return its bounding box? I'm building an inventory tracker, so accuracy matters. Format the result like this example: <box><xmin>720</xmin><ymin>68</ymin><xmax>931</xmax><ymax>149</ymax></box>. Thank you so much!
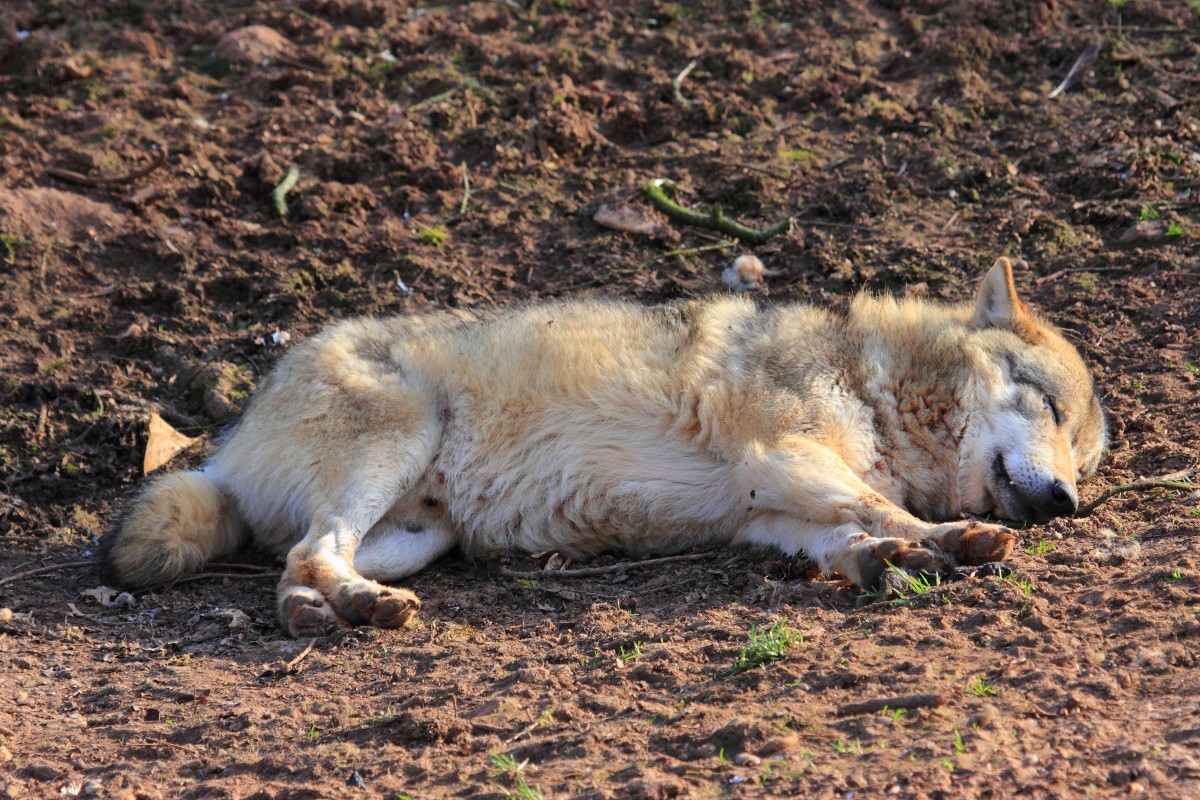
<box><xmin>433</xmin><ymin>423</ymin><xmax>747</xmax><ymax>558</ymax></box>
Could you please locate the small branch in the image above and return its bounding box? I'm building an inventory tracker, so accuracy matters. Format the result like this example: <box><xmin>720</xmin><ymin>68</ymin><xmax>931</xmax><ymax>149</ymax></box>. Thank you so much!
<box><xmin>500</xmin><ymin>551</ymin><xmax>712</xmax><ymax>580</ymax></box>
<box><xmin>410</xmin><ymin>88</ymin><xmax>457</xmax><ymax>112</ymax></box>
<box><xmin>1048</xmin><ymin>38</ymin><xmax>1102</xmax><ymax>99</ymax></box>
<box><xmin>270</xmin><ymin>166</ymin><xmax>300</xmax><ymax>218</ymax></box>
<box><xmin>0</xmin><ymin>560</ymin><xmax>95</xmax><ymax>589</ymax></box>
<box><xmin>171</xmin><ymin>571</ymin><xmax>282</xmax><ymax>586</ymax></box>
<box><xmin>45</xmin><ymin>144</ymin><xmax>167</xmax><ymax>187</ymax></box>
<box><xmin>286</xmin><ymin>638</ymin><xmax>318</xmax><ymax>671</ymax></box>
<box><xmin>444</xmin><ymin>161</ymin><xmax>471</xmax><ymax>224</ymax></box>
<box><xmin>642</xmin><ymin>179</ymin><xmax>792</xmax><ymax>245</ymax></box>
<box><xmin>1076</xmin><ymin>468</ymin><xmax>1195</xmax><ymax>517</ymax></box>
<box><xmin>671</xmin><ymin>59</ymin><xmax>699</xmax><ymax>107</ymax></box>
<box><xmin>835</xmin><ymin>693</ymin><xmax>946</xmax><ymax>717</ymax></box>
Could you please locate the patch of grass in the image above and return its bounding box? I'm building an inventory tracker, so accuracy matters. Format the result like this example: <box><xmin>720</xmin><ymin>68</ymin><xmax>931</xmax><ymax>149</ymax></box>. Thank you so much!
<box><xmin>1006</xmin><ymin>574</ymin><xmax>1035</xmax><ymax>597</ymax></box>
<box><xmin>1024</xmin><ymin>539</ymin><xmax>1057</xmax><ymax>557</ymax></box>
<box><xmin>41</xmin><ymin>357</ymin><xmax>69</xmax><ymax>374</ymax></box>
<box><xmin>831</xmin><ymin>738</ymin><xmax>863</xmax><ymax>756</ymax></box>
<box><xmin>0</xmin><ymin>232</ymin><xmax>19</xmax><ymax>263</ymax></box>
<box><xmin>1164</xmin><ymin>568</ymin><xmax>1183</xmax><ymax>585</ymax></box>
<box><xmin>778</xmin><ymin>148</ymin><xmax>814</xmax><ymax>163</ymax></box>
<box><xmin>730</xmin><ymin>620</ymin><xmax>801</xmax><ymax>674</ymax></box>
<box><xmin>967</xmin><ymin>676</ymin><xmax>999</xmax><ymax>697</ymax></box>
<box><xmin>1183</xmin><ymin>362</ymin><xmax>1199</xmax><ymax>376</ymax></box>
<box><xmin>513</xmin><ymin>577</ymin><xmax>539</xmax><ymax>590</ymax></box>
<box><xmin>1166</xmin><ymin>220</ymin><xmax>1184</xmax><ymax>238</ymax></box>
<box><xmin>882</xmin><ymin>706</ymin><xmax>906</xmax><ymax>722</ymax></box>
<box><xmin>1138</xmin><ymin>204</ymin><xmax>1159</xmax><ymax>221</ymax></box>
<box><xmin>885</xmin><ymin>563</ymin><xmax>943</xmax><ymax>606</ymax></box>
<box><xmin>617</xmin><ymin>641</ymin><xmax>642</xmax><ymax>665</ymax></box>
<box><xmin>489</xmin><ymin>753</ymin><xmax>543</xmax><ymax>800</ymax></box>
<box><xmin>418</xmin><ymin>225</ymin><xmax>449</xmax><ymax>247</ymax></box>
<box><xmin>953</xmin><ymin>729</ymin><xmax>966</xmax><ymax>755</ymax></box>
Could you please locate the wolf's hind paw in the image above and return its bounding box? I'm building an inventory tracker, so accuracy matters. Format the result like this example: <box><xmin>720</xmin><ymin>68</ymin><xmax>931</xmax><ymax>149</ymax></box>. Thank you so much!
<box><xmin>280</xmin><ymin>586</ymin><xmax>341</xmax><ymax>638</ymax></box>
<box><xmin>338</xmin><ymin>582</ymin><xmax>421</xmax><ymax>629</ymax></box>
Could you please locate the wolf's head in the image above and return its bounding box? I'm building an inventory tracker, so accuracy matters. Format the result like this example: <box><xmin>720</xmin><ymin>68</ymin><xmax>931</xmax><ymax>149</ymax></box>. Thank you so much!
<box><xmin>958</xmin><ymin>258</ymin><xmax>1108</xmax><ymax>525</ymax></box>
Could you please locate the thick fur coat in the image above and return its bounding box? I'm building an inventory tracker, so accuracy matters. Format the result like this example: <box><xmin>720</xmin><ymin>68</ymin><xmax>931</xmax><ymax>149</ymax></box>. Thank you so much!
<box><xmin>106</xmin><ymin>258</ymin><xmax>1107</xmax><ymax>636</ymax></box>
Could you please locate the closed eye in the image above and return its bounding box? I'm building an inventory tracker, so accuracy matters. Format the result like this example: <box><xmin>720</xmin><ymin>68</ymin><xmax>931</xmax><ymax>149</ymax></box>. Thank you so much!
<box><xmin>1044</xmin><ymin>394</ymin><xmax>1062</xmax><ymax>425</ymax></box>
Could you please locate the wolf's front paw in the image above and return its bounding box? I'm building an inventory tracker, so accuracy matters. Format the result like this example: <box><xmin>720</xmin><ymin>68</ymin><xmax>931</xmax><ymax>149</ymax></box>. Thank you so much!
<box><xmin>842</xmin><ymin>536</ymin><xmax>950</xmax><ymax>590</ymax></box>
<box><xmin>925</xmin><ymin>520</ymin><xmax>1015</xmax><ymax>566</ymax></box>
<box><xmin>279</xmin><ymin>584</ymin><xmax>342</xmax><ymax>638</ymax></box>
<box><xmin>335</xmin><ymin>581</ymin><xmax>422</xmax><ymax>629</ymax></box>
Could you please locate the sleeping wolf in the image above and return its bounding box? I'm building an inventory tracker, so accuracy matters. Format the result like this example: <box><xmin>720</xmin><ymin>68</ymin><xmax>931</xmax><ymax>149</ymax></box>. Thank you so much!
<box><xmin>106</xmin><ymin>258</ymin><xmax>1107</xmax><ymax>637</ymax></box>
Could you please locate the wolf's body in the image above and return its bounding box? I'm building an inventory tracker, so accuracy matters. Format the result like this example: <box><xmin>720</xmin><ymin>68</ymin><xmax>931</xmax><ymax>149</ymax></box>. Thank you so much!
<box><xmin>106</xmin><ymin>259</ymin><xmax>1107</xmax><ymax>636</ymax></box>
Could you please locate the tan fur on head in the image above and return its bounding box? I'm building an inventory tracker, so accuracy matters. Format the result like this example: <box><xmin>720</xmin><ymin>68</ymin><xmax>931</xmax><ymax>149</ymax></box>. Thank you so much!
<box><xmin>106</xmin><ymin>471</ymin><xmax>244</xmax><ymax>588</ymax></box>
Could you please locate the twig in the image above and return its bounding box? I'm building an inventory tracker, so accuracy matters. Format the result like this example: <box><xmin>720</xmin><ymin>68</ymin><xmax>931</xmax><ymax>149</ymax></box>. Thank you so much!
<box><xmin>499</xmin><ymin>551</ymin><xmax>713</xmax><ymax>580</ymax></box>
<box><xmin>835</xmin><ymin>693</ymin><xmax>946</xmax><ymax>717</ymax></box>
<box><xmin>171</xmin><ymin>571</ymin><xmax>282</xmax><ymax>586</ymax></box>
<box><xmin>1113</xmin><ymin>38</ymin><xmax>1200</xmax><ymax>85</ymax></box>
<box><xmin>642</xmin><ymin>179</ymin><xmax>792</xmax><ymax>245</ymax></box>
<box><xmin>1035</xmin><ymin>266</ymin><xmax>1127</xmax><ymax>285</ymax></box>
<box><xmin>1076</xmin><ymin>468</ymin><xmax>1195</xmax><ymax>517</ymax></box>
<box><xmin>671</xmin><ymin>59</ymin><xmax>699</xmax><ymax>106</ymax></box>
<box><xmin>286</xmin><ymin>638</ymin><xmax>318</xmax><ymax>671</ymax></box>
<box><xmin>45</xmin><ymin>145</ymin><xmax>167</xmax><ymax>187</ymax></box>
<box><xmin>1048</xmin><ymin>38</ymin><xmax>1102</xmax><ymax>99</ymax></box>
<box><xmin>0</xmin><ymin>560</ymin><xmax>95</xmax><ymax>589</ymax></box>
<box><xmin>270</xmin><ymin>166</ymin><xmax>300</xmax><ymax>218</ymax></box>
<box><xmin>444</xmin><ymin>161</ymin><xmax>471</xmax><ymax>224</ymax></box>
<box><xmin>410</xmin><ymin>88</ymin><xmax>457</xmax><ymax>112</ymax></box>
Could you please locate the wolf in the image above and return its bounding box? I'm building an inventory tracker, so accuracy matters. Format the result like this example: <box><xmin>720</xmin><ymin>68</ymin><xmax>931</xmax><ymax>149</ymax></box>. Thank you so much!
<box><xmin>105</xmin><ymin>257</ymin><xmax>1107</xmax><ymax>637</ymax></box>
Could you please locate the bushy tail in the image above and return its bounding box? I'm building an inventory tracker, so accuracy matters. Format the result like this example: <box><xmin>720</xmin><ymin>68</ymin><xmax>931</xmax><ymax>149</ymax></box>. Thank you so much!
<box><xmin>105</xmin><ymin>471</ymin><xmax>245</xmax><ymax>588</ymax></box>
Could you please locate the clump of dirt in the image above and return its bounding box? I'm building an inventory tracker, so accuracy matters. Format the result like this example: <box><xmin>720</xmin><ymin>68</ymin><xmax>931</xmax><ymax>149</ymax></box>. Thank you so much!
<box><xmin>0</xmin><ymin>187</ymin><xmax>125</xmax><ymax>239</ymax></box>
<box><xmin>1</xmin><ymin>0</ymin><xmax>1199</xmax><ymax>798</ymax></box>
<box><xmin>212</xmin><ymin>25</ymin><xmax>293</xmax><ymax>63</ymax></box>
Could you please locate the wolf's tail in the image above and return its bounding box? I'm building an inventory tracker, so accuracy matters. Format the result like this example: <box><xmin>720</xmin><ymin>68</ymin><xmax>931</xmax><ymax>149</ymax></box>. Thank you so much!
<box><xmin>104</xmin><ymin>471</ymin><xmax>245</xmax><ymax>588</ymax></box>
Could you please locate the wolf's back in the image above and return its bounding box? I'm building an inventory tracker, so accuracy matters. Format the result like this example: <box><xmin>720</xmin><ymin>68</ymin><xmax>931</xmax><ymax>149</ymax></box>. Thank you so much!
<box><xmin>105</xmin><ymin>471</ymin><xmax>245</xmax><ymax>588</ymax></box>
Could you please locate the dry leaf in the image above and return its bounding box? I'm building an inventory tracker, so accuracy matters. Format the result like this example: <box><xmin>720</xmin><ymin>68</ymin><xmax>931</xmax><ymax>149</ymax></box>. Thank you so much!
<box><xmin>593</xmin><ymin>202</ymin><xmax>680</xmax><ymax>242</ymax></box>
<box><xmin>144</xmin><ymin>412</ymin><xmax>198</xmax><ymax>474</ymax></box>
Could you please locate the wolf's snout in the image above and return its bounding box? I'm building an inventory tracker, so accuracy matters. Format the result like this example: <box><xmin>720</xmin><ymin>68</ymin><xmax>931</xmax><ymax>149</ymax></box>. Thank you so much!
<box><xmin>1023</xmin><ymin>478</ymin><xmax>1078</xmax><ymax>523</ymax></box>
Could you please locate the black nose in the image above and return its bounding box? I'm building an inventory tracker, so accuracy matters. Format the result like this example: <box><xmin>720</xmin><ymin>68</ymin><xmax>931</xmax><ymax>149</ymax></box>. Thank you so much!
<box><xmin>1048</xmin><ymin>480</ymin><xmax>1078</xmax><ymax>516</ymax></box>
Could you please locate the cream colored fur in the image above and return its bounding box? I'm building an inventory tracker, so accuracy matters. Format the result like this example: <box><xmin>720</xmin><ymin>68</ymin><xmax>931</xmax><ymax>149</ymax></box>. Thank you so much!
<box><xmin>106</xmin><ymin>258</ymin><xmax>1107</xmax><ymax>636</ymax></box>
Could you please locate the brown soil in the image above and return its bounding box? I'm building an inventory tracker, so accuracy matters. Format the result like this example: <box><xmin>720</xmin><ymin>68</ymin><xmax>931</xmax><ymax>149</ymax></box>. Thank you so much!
<box><xmin>2</xmin><ymin>1</ymin><xmax>1199</xmax><ymax>798</ymax></box>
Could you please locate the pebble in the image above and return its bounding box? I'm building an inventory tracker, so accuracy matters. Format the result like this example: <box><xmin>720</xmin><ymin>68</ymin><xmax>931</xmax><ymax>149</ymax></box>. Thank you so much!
<box><xmin>733</xmin><ymin>753</ymin><xmax>760</xmax><ymax>767</ymax></box>
<box><xmin>0</xmin><ymin>608</ymin><xmax>11</xmax><ymax>623</ymax></box>
<box><xmin>0</xmin><ymin>745</ymin><xmax>10</xmax><ymax>763</ymax></box>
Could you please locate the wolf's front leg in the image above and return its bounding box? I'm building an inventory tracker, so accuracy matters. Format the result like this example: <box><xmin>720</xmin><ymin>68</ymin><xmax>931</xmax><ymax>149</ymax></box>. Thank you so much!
<box><xmin>735</xmin><ymin>436</ymin><xmax>1014</xmax><ymax>588</ymax></box>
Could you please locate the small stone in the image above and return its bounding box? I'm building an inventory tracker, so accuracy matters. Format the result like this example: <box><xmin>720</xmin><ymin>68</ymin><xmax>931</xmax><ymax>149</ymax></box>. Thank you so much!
<box><xmin>969</xmin><ymin>703</ymin><xmax>1001</xmax><ymax>729</ymax></box>
<box><xmin>733</xmin><ymin>753</ymin><xmax>760</xmax><ymax>767</ymax></box>
<box><xmin>81</xmin><ymin>781</ymin><xmax>103</xmax><ymax>797</ymax></box>
<box><xmin>0</xmin><ymin>608</ymin><xmax>12</xmax><ymax>623</ymax></box>
<box><xmin>24</xmin><ymin>764</ymin><xmax>58</xmax><ymax>782</ymax></box>
<box><xmin>14</xmin><ymin>692</ymin><xmax>30</xmax><ymax>706</ymax></box>
<box><xmin>213</xmin><ymin>26</ymin><xmax>291</xmax><ymax>64</ymax></box>
<box><xmin>0</xmin><ymin>745</ymin><xmax>10</xmax><ymax>763</ymax></box>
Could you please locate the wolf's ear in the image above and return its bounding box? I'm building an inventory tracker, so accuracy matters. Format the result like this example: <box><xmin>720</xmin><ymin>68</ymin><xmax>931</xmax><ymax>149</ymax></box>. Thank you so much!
<box><xmin>971</xmin><ymin>257</ymin><xmax>1036</xmax><ymax>336</ymax></box>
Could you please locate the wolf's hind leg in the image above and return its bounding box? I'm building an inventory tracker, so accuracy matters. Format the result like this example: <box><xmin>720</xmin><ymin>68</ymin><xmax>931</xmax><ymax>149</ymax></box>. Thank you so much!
<box><xmin>278</xmin><ymin>428</ymin><xmax>441</xmax><ymax>637</ymax></box>
<box><xmin>353</xmin><ymin>522</ymin><xmax>457</xmax><ymax>583</ymax></box>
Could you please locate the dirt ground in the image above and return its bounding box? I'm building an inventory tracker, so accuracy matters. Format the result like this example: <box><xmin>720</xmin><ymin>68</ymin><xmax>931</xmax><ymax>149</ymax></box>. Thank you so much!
<box><xmin>2</xmin><ymin>0</ymin><xmax>1199</xmax><ymax>797</ymax></box>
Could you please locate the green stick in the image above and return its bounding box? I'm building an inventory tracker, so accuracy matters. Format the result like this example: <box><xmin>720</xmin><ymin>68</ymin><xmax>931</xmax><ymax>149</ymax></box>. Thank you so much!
<box><xmin>271</xmin><ymin>166</ymin><xmax>300</xmax><ymax>218</ymax></box>
<box><xmin>642</xmin><ymin>178</ymin><xmax>792</xmax><ymax>245</ymax></box>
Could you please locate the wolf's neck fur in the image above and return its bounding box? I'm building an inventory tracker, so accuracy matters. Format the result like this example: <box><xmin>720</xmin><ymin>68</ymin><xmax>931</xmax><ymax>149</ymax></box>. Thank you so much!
<box><xmin>843</xmin><ymin>295</ymin><xmax>985</xmax><ymax>521</ymax></box>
